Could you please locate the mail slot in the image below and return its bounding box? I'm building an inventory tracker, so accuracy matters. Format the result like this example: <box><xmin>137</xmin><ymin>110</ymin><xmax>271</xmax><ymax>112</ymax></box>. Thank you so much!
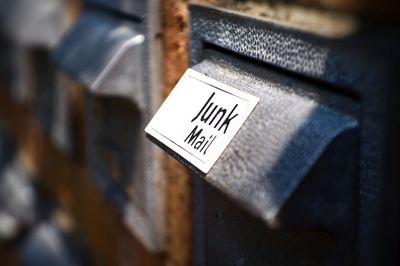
<box><xmin>53</xmin><ymin>6</ymin><xmax>164</xmax><ymax>252</ymax></box>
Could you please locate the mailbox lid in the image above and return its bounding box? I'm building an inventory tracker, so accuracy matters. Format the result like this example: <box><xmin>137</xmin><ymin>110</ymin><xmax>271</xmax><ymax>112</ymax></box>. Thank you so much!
<box><xmin>53</xmin><ymin>10</ymin><xmax>145</xmax><ymax>107</ymax></box>
<box><xmin>191</xmin><ymin>50</ymin><xmax>359</xmax><ymax>225</ymax></box>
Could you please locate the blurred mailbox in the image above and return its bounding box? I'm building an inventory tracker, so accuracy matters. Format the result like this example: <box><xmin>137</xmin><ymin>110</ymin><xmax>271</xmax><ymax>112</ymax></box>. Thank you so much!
<box><xmin>53</xmin><ymin>11</ymin><xmax>145</xmax><ymax>106</ymax></box>
<box><xmin>2</xmin><ymin>0</ymin><xmax>67</xmax><ymax>144</ymax></box>
<box><xmin>53</xmin><ymin>5</ymin><xmax>164</xmax><ymax>252</ymax></box>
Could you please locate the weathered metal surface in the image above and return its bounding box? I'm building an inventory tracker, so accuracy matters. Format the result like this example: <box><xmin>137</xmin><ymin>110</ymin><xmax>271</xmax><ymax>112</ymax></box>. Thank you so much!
<box><xmin>192</xmin><ymin>55</ymin><xmax>358</xmax><ymax>227</ymax></box>
<box><xmin>187</xmin><ymin>4</ymin><xmax>400</xmax><ymax>266</ymax></box>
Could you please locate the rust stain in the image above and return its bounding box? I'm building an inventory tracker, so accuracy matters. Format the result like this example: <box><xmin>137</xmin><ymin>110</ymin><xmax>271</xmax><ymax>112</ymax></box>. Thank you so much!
<box><xmin>162</xmin><ymin>0</ymin><xmax>193</xmax><ymax>265</ymax></box>
<box><xmin>163</xmin><ymin>0</ymin><xmax>190</xmax><ymax>97</ymax></box>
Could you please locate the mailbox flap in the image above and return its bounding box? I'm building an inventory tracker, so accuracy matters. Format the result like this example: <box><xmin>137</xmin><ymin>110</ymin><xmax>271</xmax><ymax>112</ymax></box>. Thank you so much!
<box><xmin>53</xmin><ymin>11</ymin><xmax>145</xmax><ymax>109</ymax></box>
<box><xmin>192</xmin><ymin>58</ymin><xmax>358</xmax><ymax>225</ymax></box>
<box><xmin>3</xmin><ymin>0</ymin><xmax>63</xmax><ymax>47</ymax></box>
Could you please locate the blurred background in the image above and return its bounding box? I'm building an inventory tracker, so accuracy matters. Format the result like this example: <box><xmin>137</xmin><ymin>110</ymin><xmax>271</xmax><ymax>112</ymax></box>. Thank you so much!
<box><xmin>0</xmin><ymin>0</ymin><xmax>399</xmax><ymax>265</ymax></box>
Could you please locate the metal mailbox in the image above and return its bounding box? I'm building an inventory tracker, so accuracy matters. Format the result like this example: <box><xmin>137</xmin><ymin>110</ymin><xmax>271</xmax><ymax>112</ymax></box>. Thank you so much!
<box><xmin>53</xmin><ymin>10</ymin><xmax>145</xmax><ymax>107</ymax></box>
<box><xmin>190</xmin><ymin>51</ymin><xmax>359</xmax><ymax>265</ymax></box>
<box><xmin>146</xmin><ymin>3</ymin><xmax>400</xmax><ymax>265</ymax></box>
<box><xmin>53</xmin><ymin>3</ymin><xmax>164</xmax><ymax>252</ymax></box>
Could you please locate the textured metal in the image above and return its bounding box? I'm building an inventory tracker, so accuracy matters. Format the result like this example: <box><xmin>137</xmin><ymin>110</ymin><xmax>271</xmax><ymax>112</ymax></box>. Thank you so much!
<box><xmin>187</xmin><ymin>4</ymin><xmax>400</xmax><ymax>266</ymax></box>
<box><xmin>192</xmin><ymin>55</ymin><xmax>358</xmax><ymax>226</ymax></box>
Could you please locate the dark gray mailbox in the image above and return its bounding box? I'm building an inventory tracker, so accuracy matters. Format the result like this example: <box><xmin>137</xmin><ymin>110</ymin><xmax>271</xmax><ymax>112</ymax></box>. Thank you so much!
<box><xmin>53</xmin><ymin>2</ymin><xmax>164</xmax><ymax>252</ymax></box>
<box><xmin>146</xmin><ymin>3</ymin><xmax>400</xmax><ymax>266</ymax></box>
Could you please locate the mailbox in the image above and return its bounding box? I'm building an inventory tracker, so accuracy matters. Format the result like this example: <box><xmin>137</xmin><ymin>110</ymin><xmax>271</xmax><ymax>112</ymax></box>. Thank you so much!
<box><xmin>146</xmin><ymin>3</ymin><xmax>400</xmax><ymax>265</ymax></box>
<box><xmin>189</xmin><ymin>52</ymin><xmax>359</xmax><ymax>265</ymax></box>
<box><xmin>53</xmin><ymin>3</ymin><xmax>164</xmax><ymax>252</ymax></box>
<box><xmin>190</xmin><ymin>4</ymin><xmax>400</xmax><ymax>266</ymax></box>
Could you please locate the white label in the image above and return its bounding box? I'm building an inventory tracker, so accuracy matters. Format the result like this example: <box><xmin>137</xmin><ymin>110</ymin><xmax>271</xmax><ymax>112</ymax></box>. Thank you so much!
<box><xmin>145</xmin><ymin>69</ymin><xmax>259</xmax><ymax>173</ymax></box>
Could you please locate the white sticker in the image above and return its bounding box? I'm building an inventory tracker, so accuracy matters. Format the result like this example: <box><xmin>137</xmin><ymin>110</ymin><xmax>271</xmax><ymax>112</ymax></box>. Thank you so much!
<box><xmin>145</xmin><ymin>69</ymin><xmax>259</xmax><ymax>173</ymax></box>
